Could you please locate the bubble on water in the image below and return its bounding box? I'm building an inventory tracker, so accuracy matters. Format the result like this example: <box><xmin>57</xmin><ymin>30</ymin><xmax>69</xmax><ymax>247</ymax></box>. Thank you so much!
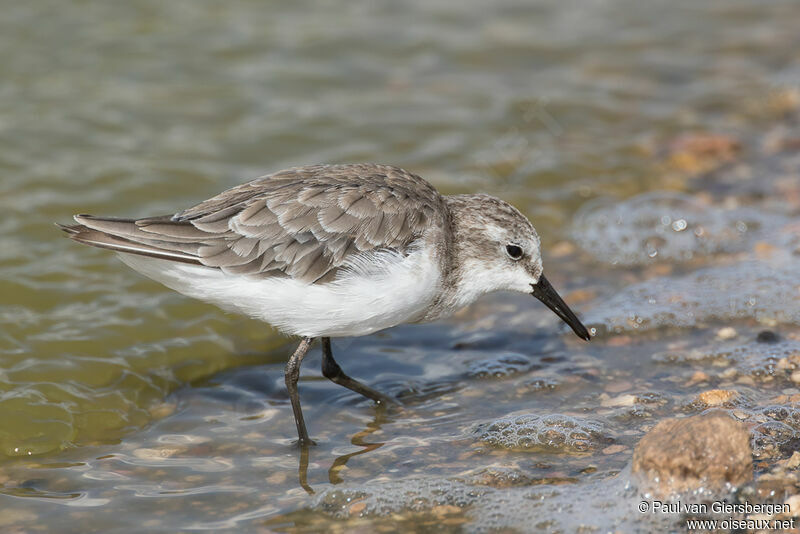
<box><xmin>571</xmin><ymin>191</ymin><xmax>784</xmax><ymax>265</ymax></box>
<box><xmin>313</xmin><ymin>467</ymin><xmax>680</xmax><ymax>532</ymax></box>
<box><xmin>672</xmin><ymin>218</ymin><xmax>688</xmax><ymax>232</ymax></box>
<box><xmin>314</xmin><ymin>478</ymin><xmax>485</xmax><ymax>519</ymax></box>
<box><xmin>523</xmin><ymin>376</ymin><xmax>560</xmax><ymax>393</ymax></box>
<box><xmin>587</xmin><ymin>259</ymin><xmax>800</xmax><ymax>334</ymax></box>
<box><xmin>655</xmin><ymin>338</ymin><xmax>800</xmax><ymax>386</ymax></box>
<box><xmin>466</xmin><ymin>353</ymin><xmax>534</xmax><ymax>379</ymax></box>
<box><xmin>473</xmin><ymin>413</ymin><xmax>608</xmax><ymax>453</ymax></box>
<box><xmin>745</xmin><ymin>405</ymin><xmax>800</xmax><ymax>459</ymax></box>
<box><xmin>752</xmin><ymin>420</ymin><xmax>798</xmax><ymax>459</ymax></box>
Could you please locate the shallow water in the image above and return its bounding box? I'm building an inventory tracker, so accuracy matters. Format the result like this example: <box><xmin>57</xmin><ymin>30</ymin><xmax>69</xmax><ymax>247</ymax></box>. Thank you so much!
<box><xmin>1</xmin><ymin>0</ymin><xmax>799</xmax><ymax>531</ymax></box>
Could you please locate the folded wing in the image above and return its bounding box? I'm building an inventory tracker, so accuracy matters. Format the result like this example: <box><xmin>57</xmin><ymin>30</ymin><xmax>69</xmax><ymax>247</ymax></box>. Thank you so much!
<box><xmin>60</xmin><ymin>164</ymin><xmax>447</xmax><ymax>284</ymax></box>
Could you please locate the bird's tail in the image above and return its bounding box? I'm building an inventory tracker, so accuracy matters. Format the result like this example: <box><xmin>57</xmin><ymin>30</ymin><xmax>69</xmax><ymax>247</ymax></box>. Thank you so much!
<box><xmin>57</xmin><ymin>214</ymin><xmax>203</xmax><ymax>265</ymax></box>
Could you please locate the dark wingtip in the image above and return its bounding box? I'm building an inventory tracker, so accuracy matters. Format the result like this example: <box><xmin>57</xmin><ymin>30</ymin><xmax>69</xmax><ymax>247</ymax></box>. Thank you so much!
<box><xmin>56</xmin><ymin>222</ymin><xmax>81</xmax><ymax>235</ymax></box>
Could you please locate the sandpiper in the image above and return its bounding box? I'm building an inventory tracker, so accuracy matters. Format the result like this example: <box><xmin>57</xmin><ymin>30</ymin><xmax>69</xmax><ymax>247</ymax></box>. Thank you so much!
<box><xmin>60</xmin><ymin>164</ymin><xmax>591</xmax><ymax>445</ymax></box>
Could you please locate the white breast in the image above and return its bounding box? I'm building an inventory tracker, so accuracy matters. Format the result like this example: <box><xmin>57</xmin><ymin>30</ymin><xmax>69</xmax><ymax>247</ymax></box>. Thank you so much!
<box><xmin>118</xmin><ymin>246</ymin><xmax>442</xmax><ymax>338</ymax></box>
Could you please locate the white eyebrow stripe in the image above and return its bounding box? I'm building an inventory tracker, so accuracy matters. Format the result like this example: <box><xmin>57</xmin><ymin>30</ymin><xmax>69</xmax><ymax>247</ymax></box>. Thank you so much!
<box><xmin>484</xmin><ymin>224</ymin><xmax>507</xmax><ymax>242</ymax></box>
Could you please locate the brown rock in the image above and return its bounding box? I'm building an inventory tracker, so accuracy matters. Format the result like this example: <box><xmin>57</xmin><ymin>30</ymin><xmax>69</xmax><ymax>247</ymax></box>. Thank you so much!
<box><xmin>432</xmin><ymin>505</ymin><xmax>462</xmax><ymax>518</ymax></box>
<box><xmin>601</xmin><ymin>394</ymin><xmax>637</xmax><ymax>407</ymax></box>
<box><xmin>606</xmin><ymin>336</ymin><xmax>632</xmax><ymax>347</ymax></box>
<box><xmin>753</xmin><ymin>241</ymin><xmax>780</xmax><ymax>260</ymax></box>
<box><xmin>782</xmin><ymin>494</ymin><xmax>800</xmax><ymax>518</ymax></box>
<box><xmin>676</xmin><ymin>139</ymin><xmax>731</xmax><ymax>163</ymax></box>
<box><xmin>602</xmin><ymin>444</ymin><xmax>627</xmax><ymax>455</ymax></box>
<box><xmin>666</xmin><ymin>133</ymin><xmax>741</xmax><ymax>173</ymax></box>
<box><xmin>564</xmin><ymin>288</ymin><xmax>596</xmax><ymax>304</ymax></box>
<box><xmin>348</xmin><ymin>501</ymin><xmax>366</xmax><ymax>515</ymax></box>
<box><xmin>549</xmin><ymin>241</ymin><xmax>576</xmax><ymax>258</ymax></box>
<box><xmin>767</xmin><ymin>87</ymin><xmax>800</xmax><ymax>116</ymax></box>
<box><xmin>785</xmin><ymin>451</ymin><xmax>800</xmax><ymax>470</ymax></box>
<box><xmin>606</xmin><ymin>381</ymin><xmax>632</xmax><ymax>394</ymax></box>
<box><xmin>632</xmin><ymin>411</ymin><xmax>753</xmax><ymax>497</ymax></box>
<box><xmin>715</xmin><ymin>327</ymin><xmax>737</xmax><ymax>340</ymax></box>
<box><xmin>695</xmin><ymin>389</ymin><xmax>738</xmax><ymax>407</ymax></box>
<box><xmin>686</xmin><ymin>371</ymin><xmax>710</xmax><ymax>386</ymax></box>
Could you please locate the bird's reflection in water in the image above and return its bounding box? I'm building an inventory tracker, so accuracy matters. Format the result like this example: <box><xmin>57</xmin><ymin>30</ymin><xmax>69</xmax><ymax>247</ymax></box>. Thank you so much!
<box><xmin>298</xmin><ymin>445</ymin><xmax>314</xmax><ymax>495</ymax></box>
<box><xmin>296</xmin><ymin>403</ymin><xmax>390</xmax><ymax>494</ymax></box>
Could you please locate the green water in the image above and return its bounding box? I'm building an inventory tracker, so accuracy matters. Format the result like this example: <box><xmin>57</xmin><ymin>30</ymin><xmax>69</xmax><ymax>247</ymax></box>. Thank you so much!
<box><xmin>1</xmin><ymin>0</ymin><xmax>799</xmax><ymax>531</ymax></box>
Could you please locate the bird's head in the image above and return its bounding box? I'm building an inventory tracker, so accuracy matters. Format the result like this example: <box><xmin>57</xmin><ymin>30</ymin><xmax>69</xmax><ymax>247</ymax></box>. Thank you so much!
<box><xmin>445</xmin><ymin>194</ymin><xmax>591</xmax><ymax>341</ymax></box>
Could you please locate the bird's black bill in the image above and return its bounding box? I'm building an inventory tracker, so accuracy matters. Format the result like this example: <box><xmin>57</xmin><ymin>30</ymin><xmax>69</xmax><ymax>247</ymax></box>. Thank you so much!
<box><xmin>531</xmin><ymin>274</ymin><xmax>592</xmax><ymax>341</ymax></box>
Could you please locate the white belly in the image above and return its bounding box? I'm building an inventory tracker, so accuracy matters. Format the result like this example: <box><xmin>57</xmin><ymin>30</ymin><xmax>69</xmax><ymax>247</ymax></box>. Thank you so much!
<box><xmin>118</xmin><ymin>247</ymin><xmax>442</xmax><ymax>338</ymax></box>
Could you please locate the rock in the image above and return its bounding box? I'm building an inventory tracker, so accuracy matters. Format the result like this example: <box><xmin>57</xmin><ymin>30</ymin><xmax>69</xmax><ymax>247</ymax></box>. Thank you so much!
<box><xmin>348</xmin><ymin>501</ymin><xmax>366</xmax><ymax>515</ymax></box>
<box><xmin>766</xmin><ymin>87</ymin><xmax>800</xmax><ymax>116</ymax></box>
<box><xmin>601</xmin><ymin>394</ymin><xmax>638</xmax><ymax>407</ymax></box>
<box><xmin>716</xmin><ymin>327</ymin><xmax>737</xmax><ymax>340</ymax></box>
<box><xmin>731</xmin><ymin>409</ymin><xmax>749</xmax><ymax>420</ymax></box>
<box><xmin>606</xmin><ymin>381</ymin><xmax>632</xmax><ymax>393</ymax></box>
<box><xmin>571</xmin><ymin>191</ymin><xmax>781</xmax><ymax>266</ymax></box>
<box><xmin>750</xmin><ymin>406</ymin><xmax>800</xmax><ymax>460</ymax></box>
<box><xmin>632</xmin><ymin>411</ymin><xmax>753</xmax><ymax>497</ymax></box>
<box><xmin>757</xmin><ymin>330</ymin><xmax>781</xmax><ymax>344</ymax></box>
<box><xmin>549</xmin><ymin>241</ymin><xmax>576</xmax><ymax>258</ymax></box>
<box><xmin>606</xmin><ymin>335</ymin><xmax>633</xmax><ymax>347</ymax></box>
<box><xmin>695</xmin><ymin>389</ymin><xmax>738</xmax><ymax>407</ymax></box>
<box><xmin>132</xmin><ymin>446</ymin><xmax>186</xmax><ymax>459</ymax></box>
<box><xmin>602</xmin><ymin>444</ymin><xmax>626</xmax><ymax>455</ymax></box>
<box><xmin>754</xmin><ymin>241</ymin><xmax>780</xmax><ymax>259</ymax></box>
<box><xmin>466</xmin><ymin>353</ymin><xmax>533</xmax><ymax>379</ymax></box>
<box><xmin>474</xmin><ymin>413</ymin><xmax>608</xmax><ymax>453</ymax></box>
<box><xmin>783</xmin><ymin>494</ymin><xmax>800</xmax><ymax>518</ymax></box>
<box><xmin>666</xmin><ymin>133</ymin><xmax>741</xmax><ymax>173</ymax></box>
<box><xmin>431</xmin><ymin>504</ymin><xmax>463</xmax><ymax>518</ymax></box>
<box><xmin>585</xmin><ymin>259</ymin><xmax>800</xmax><ymax>334</ymax></box>
<box><xmin>785</xmin><ymin>451</ymin><xmax>800</xmax><ymax>470</ymax></box>
<box><xmin>313</xmin><ymin>472</ymin><xmax>663</xmax><ymax>532</ymax></box>
<box><xmin>565</xmin><ymin>288</ymin><xmax>597</xmax><ymax>305</ymax></box>
<box><xmin>686</xmin><ymin>371</ymin><xmax>710</xmax><ymax>386</ymax></box>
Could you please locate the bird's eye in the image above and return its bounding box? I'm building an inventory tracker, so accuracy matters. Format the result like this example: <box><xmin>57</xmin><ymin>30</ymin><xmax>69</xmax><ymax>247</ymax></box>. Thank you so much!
<box><xmin>505</xmin><ymin>244</ymin><xmax>523</xmax><ymax>260</ymax></box>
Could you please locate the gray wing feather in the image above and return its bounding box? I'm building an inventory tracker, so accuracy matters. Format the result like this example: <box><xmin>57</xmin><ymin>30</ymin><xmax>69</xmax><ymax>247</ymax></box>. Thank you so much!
<box><xmin>62</xmin><ymin>164</ymin><xmax>446</xmax><ymax>284</ymax></box>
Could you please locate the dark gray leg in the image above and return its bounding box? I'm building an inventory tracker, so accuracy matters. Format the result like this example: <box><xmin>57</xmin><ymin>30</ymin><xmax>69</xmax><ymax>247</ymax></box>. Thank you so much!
<box><xmin>285</xmin><ymin>337</ymin><xmax>315</xmax><ymax>445</ymax></box>
<box><xmin>298</xmin><ymin>444</ymin><xmax>314</xmax><ymax>495</ymax></box>
<box><xmin>320</xmin><ymin>337</ymin><xmax>397</xmax><ymax>406</ymax></box>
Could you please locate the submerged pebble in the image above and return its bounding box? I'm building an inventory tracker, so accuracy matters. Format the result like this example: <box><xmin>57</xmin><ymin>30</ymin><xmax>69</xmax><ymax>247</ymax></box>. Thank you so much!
<box><xmin>314</xmin><ymin>478</ymin><xmax>485</xmax><ymax>519</ymax></box>
<box><xmin>757</xmin><ymin>330</ymin><xmax>782</xmax><ymax>344</ymax></box>
<box><xmin>473</xmin><ymin>413</ymin><xmax>608</xmax><ymax>453</ymax></box>
<box><xmin>572</xmin><ymin>191</ymin><xmax>782</xmax><ymax>265</ymax></box>
<box><xmin>522</xmin><ymin>376</ymin><xmax>560</xmax><ymax>393</ymax></box>
<box><xmin>752</xmin><ymin>420</ymin><xmax>800</xmax><ymax>460</ymax></box>
<box><xmin>465</xmin><ymin>353</ymin><xmax>534</xmax><ymax>379</ymax></box>
<box><xmin>313</xmin><ymin>467</ymin><xmax>679</xmax><ymax>533</ymax></box>
<box><xmin>655</xmin><ymin>338</ymin><xmax>800</xmax><ymax>383</ymax></box>
<box><xmin>588</xmin><ymin>259</ymin><xmax>800</xmax><ymax>334</ymax></box>
<box><xmin>665</xmin><ymin>133</ymin><xmax>742</xmax><ymax>173</ymax></box>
